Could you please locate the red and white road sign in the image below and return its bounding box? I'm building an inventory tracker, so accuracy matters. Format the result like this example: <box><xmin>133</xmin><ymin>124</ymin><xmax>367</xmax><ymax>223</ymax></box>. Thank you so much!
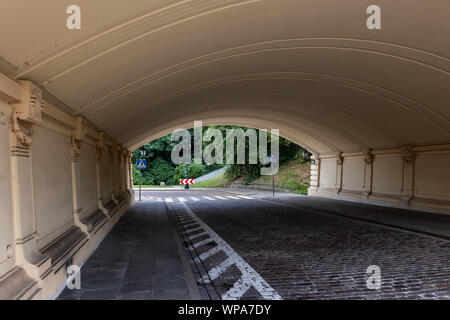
<box><xmin>180</xmin><ymin>179</ymin><xmax>195</xmax><ymax>185</ymax></box>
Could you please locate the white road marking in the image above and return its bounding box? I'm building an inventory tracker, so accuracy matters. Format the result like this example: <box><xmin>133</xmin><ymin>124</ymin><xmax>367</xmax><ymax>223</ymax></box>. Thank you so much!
<box><xmin>190</xmin><ymin>197</ymin><xmax>201</xmax><ymax>201</ymax></box>
<box><xmin>165</xmin><ymin>197</ymin><xmax>173</xmax><ymax>203</ymax></box>
<box><xmin>189</xmin><ymin>231</ymin><xmax>207</xmax><ymax>240</ymax></box>
<box><xmin>206</xmin><ymin>257</ymin><xmax>234</xmax><ymax>281</ymax></box>
<box><xmin>225</xmin><ymin>196</ymin><xmax>240</xmax><ymax>199</ymax></box>
<box><xmin>237</xmin><ymin>195</ymin><xmax>254</xmax><ymax>199</ymax></box>
<box><xmin>178</xmin><ymin>197</ymin><xmax>187</xmax><ymax>202</ymax></box>
<box><xmin>199</xmin><ymin>246</ymin><xmax>221</xmax><ymax>260</ymax></box>
<box><xmin>193</xmin><ymin>238</ymin><xmax>214</xmax><ymax>248</ymax></box>
<box><xmin>178</xmin><ymin>202</ymin><xmax>282</xmax><ymax>300</ymax></box>
<box><xmin>203</xmin><ymin>196</ymin><xmax>216</xmax><ymax>201</ymax></box>
<box><xmin>182</xmin><ymin>221</ymin><xmax>197</xmax><ymax>227</ymax></box>
<box><xmin>214</xmin><ymin>196</ymin><xmax>228</xmax><ymax>200</ymax></box>
<box><xmin>222</xmin><ymin>278</ymin><xmax>250</xmax><ymax>300</ymax></box>
<box><xmin>186</xmin><ymin>226</ymin><xmax>203</xmax><ymax>233</ymax></box>
<box><xmin>184</xmin><ymin>224</ymin><xmax>199</xmax><ymax>231</ymax></box>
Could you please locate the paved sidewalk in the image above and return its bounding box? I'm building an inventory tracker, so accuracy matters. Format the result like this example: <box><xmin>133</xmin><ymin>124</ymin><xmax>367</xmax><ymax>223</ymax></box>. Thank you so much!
<box><xmin>58</xmin><ymin>201</ymin><xmax>199</xmax><ymax>300</ymax></box>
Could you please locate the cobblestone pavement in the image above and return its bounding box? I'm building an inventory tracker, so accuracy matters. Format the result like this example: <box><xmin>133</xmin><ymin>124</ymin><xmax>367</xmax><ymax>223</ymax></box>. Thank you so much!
<box><xmin>59</xmin><ymin>190</ymin><xmax>450</xmax><ymax>300</ymax></box>
<box><xmin>156</xmin><ymin>190</ymin><xmax>450</xmax><ymax>300</ymax></box>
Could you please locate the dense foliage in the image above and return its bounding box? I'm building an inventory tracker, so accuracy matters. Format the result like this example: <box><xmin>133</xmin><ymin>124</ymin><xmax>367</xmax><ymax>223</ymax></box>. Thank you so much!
<box><xmin>131</xmin><ymin>126</ymin><xmax>309</xmax><ymax>186</ymax></box>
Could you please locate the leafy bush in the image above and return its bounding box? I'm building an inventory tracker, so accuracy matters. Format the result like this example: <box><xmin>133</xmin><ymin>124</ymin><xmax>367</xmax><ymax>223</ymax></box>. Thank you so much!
<box><xmin>174</xmin><ymin>162</ymin><xmax>206</xmax><ymax>182</ymax></box>
<box><xmin>149</xmin><ymin>158</ymin><xmax>175</xmax><ymax>185</ymax></box>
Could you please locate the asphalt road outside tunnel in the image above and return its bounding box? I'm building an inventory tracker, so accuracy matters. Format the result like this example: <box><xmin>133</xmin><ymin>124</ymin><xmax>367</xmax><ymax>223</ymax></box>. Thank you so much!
<box><xmin>60</xmin><ymin>189</ymin><xmax>450</xmax><ymax>300</ymax></box>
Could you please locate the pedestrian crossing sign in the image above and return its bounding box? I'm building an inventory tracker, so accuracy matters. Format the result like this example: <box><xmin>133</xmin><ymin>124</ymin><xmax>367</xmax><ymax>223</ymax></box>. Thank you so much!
<box><xmin>136</xmin><ymin>159</ymin><xmax>147</xmax><ymax>169</ymax></box>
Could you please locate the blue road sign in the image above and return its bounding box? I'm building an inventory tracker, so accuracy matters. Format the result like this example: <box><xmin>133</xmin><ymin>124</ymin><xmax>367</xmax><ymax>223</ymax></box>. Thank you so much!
<box><xmin>136</xmin><ymin>159</ymin><xmax>147</xmax><ymax>169</ymax></box>
<box><xmin>269</xmin><ymin>155</ymin><xmax>278</xmax><ymax>164</ymax></box>
<box><xmin>184</xmin><ymin>170</ymin><xmax>188</xmax><ymax>174</ymax></box>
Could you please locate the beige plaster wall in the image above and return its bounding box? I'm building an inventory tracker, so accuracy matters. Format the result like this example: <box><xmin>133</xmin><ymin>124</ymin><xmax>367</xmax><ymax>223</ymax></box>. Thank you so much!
<box><xmin>0</xmin><ymin>76</ymin><xmax>133</xmax><ymax>299</ymax></box>
<box><xmin>31</xmin><ymin>125</ymin><xmax>74</xmax><ymax>250</ymax></box>
<box><xmin>372</xmin><ymin>154</ymin><xmax>404</xmax><ymax>197</ymax></box>
<box><xmin>79</xmin><ymin>141</ymin><xmax>98</xmax><ymax>217</ymax></box>
<box><xmin>100</xmin><ymin>152</ymin><xmax>113</xmax><ymax>202</ymax></box>
<box><xmin>415</xmin><ymin>151</ymin><xmax>450</xmax><ymax>201</ymax></box>
<box><xmin>0</xmin><ymin>100</ymin><xmax>15</xmax><ymax>278</ymax></box>
<box><xmin>311</xmin><ymin>147</ymin><xmax>450</xmax><ymax>214</ymax></box>
<box><xmin>319</xmin><ymin>158</ymin><xmax>337</xmax><ymax>189</ymax></box>
<box><xmin>342</xmin><ymin>157</ymin><xmax>365</xmax><ymax>192</ymax></box>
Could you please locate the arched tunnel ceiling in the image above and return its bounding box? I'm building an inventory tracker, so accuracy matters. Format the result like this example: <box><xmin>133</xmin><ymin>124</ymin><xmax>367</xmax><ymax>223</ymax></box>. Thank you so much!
<box><xmin>0</xmin><ymin>0</ymin><xmax>449</xmax><ymax>154</ymax></box>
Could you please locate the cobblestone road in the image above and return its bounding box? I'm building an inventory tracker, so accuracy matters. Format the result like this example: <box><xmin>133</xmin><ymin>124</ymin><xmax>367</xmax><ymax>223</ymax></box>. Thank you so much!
<box><xmin>158</xmin><ymin>190</ymin><xmax>450</xmax><ymax>300</ymax></box>
<box><xmin>59</xmin><ymin>189</ymin><xmax>450</xmax><ymax>300</ymax></box>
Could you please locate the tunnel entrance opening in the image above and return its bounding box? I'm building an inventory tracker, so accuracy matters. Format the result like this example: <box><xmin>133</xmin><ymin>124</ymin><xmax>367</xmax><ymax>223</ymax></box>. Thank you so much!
<box><xmin>130</xmin><ymin>123</ymin><xmax>312</xmax><ymax>195</ymax></box>
<box><xmin>0</xmin><ymin>0</ymin><xmax>449</xmax><ymax>301</ymax></box>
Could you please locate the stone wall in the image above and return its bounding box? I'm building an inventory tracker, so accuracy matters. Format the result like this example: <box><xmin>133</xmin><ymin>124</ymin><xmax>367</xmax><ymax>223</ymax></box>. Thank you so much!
<box><xmin>309</xmin><ymin>147</ymin><xmax>450</xmax><ymax>214</ymax></box>
<box><xmin>0</xmin><ymin>99</ymin><xmax>16</xmax><ymax>280</ymax></box>
<box><xmin>0</xmin><ymin>77</ymin><xmax>134</xmax><ymax>299</ymax></box>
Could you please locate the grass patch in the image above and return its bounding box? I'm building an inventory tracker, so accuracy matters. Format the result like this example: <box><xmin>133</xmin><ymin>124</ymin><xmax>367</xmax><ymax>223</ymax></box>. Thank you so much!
<box><xmin>192</xmin><ymin>173</ymin><xmax>230</xmax><ymax>188</ymax></box>
<box><xmin>253</xmin><ymin>160</ymin><xmax>310</xmax><ymax>195</ymax></box>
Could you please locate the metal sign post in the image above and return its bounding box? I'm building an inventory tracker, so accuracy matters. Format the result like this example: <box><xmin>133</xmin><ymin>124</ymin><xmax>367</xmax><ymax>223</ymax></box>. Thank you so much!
<box><xmin>269</xmin><ymin>155</ymin><xmax>278</xmax><ymax>197</ymax></box>
<box><xmin>139</xmin><ymin>169</ymin><xmax>142</xmax><ymax>201</ymax></box>
<box><xmin>184</xmin><ymin>166</ymin><xmax>189</xmax><ymax>190</ymax></box>
<box><xmin>272</xmin><ymin>174</ymin><xmax>275</xmax><ymax>197</ymax></box>
<box><xmin>136</xmin><ymin>157</ymin><xmax>147</xmax><ymax>201</ymax></box>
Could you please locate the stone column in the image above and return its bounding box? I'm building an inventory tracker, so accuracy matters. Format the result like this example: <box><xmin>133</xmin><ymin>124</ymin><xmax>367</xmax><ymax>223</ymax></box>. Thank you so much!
<box><xmin>362</xmin><ymin>149</ymin><xmax>374</xmax><ymax>198</ymax></box>
<box><xmin>9</xmin><ymin>82</ymin><xmax>50</xmax><ymax>280</ymax></box>
<box><xmin>123</xmin><ymin>150</ymin><xmax>130</xmax><ymax>195</ymax></box>
<box><xmin>401</xmin><ymin>146</ymin><xmax>416</xmax><ymax>203</ymax></box>
<box><xmin>70</xmin><ymin>117</ymin><xmax>89</xmax><ymax>233</ymax></box>
<box><xmin>309</xmin><ymin>154</ymin><xmax>320</xmax><ymax>192</ymax></box>
<box><xmin>126</xmin><ymin>151</ymin><xmax>134</xmax><ymax>197</ymax></box>
<box><xmin>336</xmin><ymin>152</ymin><xmax>344</xmax><ymax>194</ymax></box>
<box><xmin>95</xmin><ymin>132</ymin><xmax>109</xmax><ymax>215</ymax></box>
<box><xmin>117</xmin><ymin>146</ymin><xmax>125</xmax><ymax>193</ymax></box>
<box><xmin>109</xmin><ymin>143</ymin><xmax>119</xmax><ymax>205</ymax></box>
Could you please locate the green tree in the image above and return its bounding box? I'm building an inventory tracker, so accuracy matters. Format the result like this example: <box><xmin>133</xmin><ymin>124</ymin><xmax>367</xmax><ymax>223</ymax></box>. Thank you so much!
<box><xmin>174</xmin><ymin>162</ymin><xmax>206</xmax><ymax>182</ymax></box>
<box><xmin>149</xmin><ymin>158</ymin><xmax>175</xmax><ymax>185</ymax></box>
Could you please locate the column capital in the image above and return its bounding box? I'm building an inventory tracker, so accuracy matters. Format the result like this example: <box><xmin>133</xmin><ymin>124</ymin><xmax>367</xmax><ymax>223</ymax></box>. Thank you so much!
<box><xmin>363</xmin><ymin>149</ymin><xmax>374</xmax><ymax>164</ymax></box>
<box><xmin>10</xmin><ymin>80</ymin><xmax>44</xmax><ymax>147</ymax></box>
<box><xmin>73</xmin><ymin>116</ymin><xmax>87</xmax><ymax>140</ymax></box>
<box><xmin>117</xmin><ymin>145</ymin><xmax>123</xmax><ymax>162</ymax></box>
<box><xmin>11</xmin><ymin>109</ymin><xmax>33</xmax><ymax>147</ymax></box>
<box><xmin>402</xmin><ymin>145</ymin><xmax>415</xmax><ymax>165</ymax></box>
<box><xmin>96</xmin><ymin>131</ymin><xmax>105</xmax><ymax>160</ymax></box>
<box><xmin>110</xmin><ymin>141</ymin><xmax>117</xmax><ymax>160</ymax></box>
<box><xmin>70</xmin><ymin>134</ymin><xmax>81</xmax><ymax>157</ymax></box>
<box><xmin>336</xmin><ymin>152</ymin><xmax>344</xmax><ymax>165</ymax></box>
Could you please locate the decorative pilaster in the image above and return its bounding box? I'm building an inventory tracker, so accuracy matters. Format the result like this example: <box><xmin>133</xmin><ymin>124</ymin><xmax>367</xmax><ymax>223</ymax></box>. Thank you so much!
<box><xmin>95</xmin><ymin>132</ymin><xmax>109</xmax><ymax>216</ymax></box>
<box><xmin>117</xmin><ymin>146</ymin><xmax>125</xmax><ymax>193</ymax></box>
<box><xmin>9</xmin><ymin>81</ymin><xmax>51</xmax><ymax>280</ymax></box>
<box><xmin>122</xmin><ymin>150</ymin><xmax>128</xmax><ymax>194</ymax></box>
<box><xmin>126</xmin><ymin>151</ymin><xmax>134</xmax><ymax>196</ymax></box>
<box><xmin>401</xmin><ymin>146</ymin><xmax>416</xmax><ymax>203</ymax></box>
<box><xmin>110</xmin><ymin>142</ymin><xmax>119</xmax><ymax>205</ymax></box>
<box><xmin>336</xmin><ymin>152</ymin><xmax>344</xmax><ymax>194</ymax></box>
<box><xmin>362</xmin><ymin>149</ymin><xmax>374</xmax><ymax>198</ymax></box>
<box><xmin>309</xmin><ymin>154</ymin><xmax>320</xmax><ymax>192</ymax></box>
<box><xmin>70</xmin><ymin>116</ymin><xmax>88</xmax><ymax>233</ymax></box>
